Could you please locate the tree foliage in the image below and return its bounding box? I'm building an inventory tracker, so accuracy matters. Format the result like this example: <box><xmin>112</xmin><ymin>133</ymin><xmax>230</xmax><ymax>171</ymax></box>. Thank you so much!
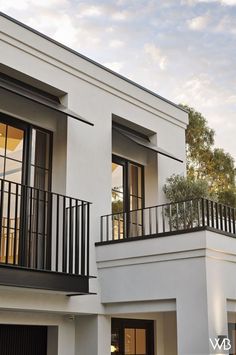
<box><xmin>163</xmin><ymin>175</ymin><xmax>210</xmax><ymax>229</ymax></box>
<box><xmin>163</xmin><ymin>175</ymin><xmax>210</xmax><ymax>202</ymax></box>
<box><xmin>180</xmin><ymin>104</ymin><xmax>236</xmax><ymax>207</ymax></box>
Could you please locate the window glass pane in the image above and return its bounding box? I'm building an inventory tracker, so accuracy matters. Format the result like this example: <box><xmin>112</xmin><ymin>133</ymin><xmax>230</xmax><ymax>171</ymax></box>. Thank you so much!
<box><xmin>129</xmin><ymin>209</ymin><xmax>143</xmax><ymax>237</ymax></box>
<box><xmin>130</xmin><ymin>164</ymin><xmax>138</xmax><ymax>197</ymax></box>
<box><xmin>5</xmin><ymin>159</ymin><xmax>22</xmax><ymax>184</ymax></box>
<box><xmin>113</xmin><ymin>216</ymin><xmax>124</xmax><ymax>240</ymax></box>
<box><xmin>130</xmin><ymin>195</ymin><xmax>138</xmax><ymax>211</ymax></box>
<box><xmin>0</xmin><ymin>157</ymin><xmax>4</xmax><ymax>179</ymax></box>
<box><xmin>0</xmin><ymin>123</ymin><xmax>6</xmax><ymax>156</ymax></box>
<box><xmin>112</xmin><ymin>163</ymin><xmax>123</xmax><ymax>193</ymax></box>
<box><xmin>6</xmin><ymin>126</ymin><xmax>24</xmax><ymax>161</ymax></box>
<box><xmin>112</xmin><ymin>163</ymin><xmax>124</xmax><ymax>214</ymax></box>
<box><xmin>30</xmin><ymin>166</ymin><xmax>49</xmax><ymax>191</ymax></box>
<box><xmin>125</xmin><ymin>328</ymin><xmax>135</xmax><ymax>354</ymax></box>
<box><xmin>31</xmin><ymin>129</ymin><xmax>50</xmax><ymax>169</ymax></box>
<box><xmin>112</xmin><ymin>191</ymin><xmax>124</xmax><ymax>214</ymax></box>
<box><xmin>138</xmin><ymin>167</ymin><xmax>142</xmax><ymax>198</ymax></box>
<box><xmin>138</xmin><ymin>197</ymin><xmax>143</xmax><ymax>209</ymax></box>
<box><xmin>136</xmin><ymin>329</ymin><xmax>146</xmax><ymax>354</ymax></box>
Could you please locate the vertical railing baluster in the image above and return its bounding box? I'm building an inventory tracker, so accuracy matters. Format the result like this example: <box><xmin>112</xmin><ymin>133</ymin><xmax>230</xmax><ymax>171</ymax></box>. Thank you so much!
<box><xmin>169</xmin><ymin>204</ymin><xmax>172</xmax><ymax>232</ymax></box>
<box><xmin>162</xmin><ymin>206</ymin><xmax>165</xmax><ymax>233</ymax></box>
<box><xmin>106</xmin><ymin>215</ymin><xmax>109</xmax><ymax>242</ymax></box>
<box><xmin>215</xmin><ymin>202</ymin><xmax>219</xmax><ymax>229</ymax></box>
<box><xmin>149</xmin><ymin>208</ymin><xmax>152</xmax><ymax>235</ymax></box>
<box><xmin>0</xmin><ymin>179</ymin><xmax>4</xmax><ymax>259</ymax></box>
<box><xmin>13</xmin><ymin>183</ymin><xmax>19</xmax><ymax>265</ymax></box>
<box><xmin>112</xmin><ymin>215</ymin><xmax>114</xmax><ymax>240</ymax></box>
<box><xmin>155</xmin><ymin>207</ymin><xmax>159</xmax><ymax>234</ymax></box>
<box><xmin>75</xmin><ymin>201</ymin><xmax>80</xmax><ymax>274</ymax></box>
<box><xmin>228</xmin><ymin>207</ymin><xmax>232</xmax><ymax>233</ymax></box>
<box><xmin>183</xmin><ymin>201</ymin><xmax>186</xmax><ymax>229</ymax></box>
<box><xmin>86</xmin><ymin>203</ymin><xmax>90</xmax><ymax>277</ymax></box>
<box><xmin>201</xmin><ymin>198</ymin><xmax>205</xmax><ymax>227</ymax></box>
<box><xmin>118</xmin><ymin>213</ymin><xmax>120</xmax><ymax>239</ymax></box>
<box><xmin>232</xmin><ymin>208</ymin><xmax>236</xmax><ymax>235</ymax></box>
<box><xmin>46</xmin><ymin>191</ymin><xmax>52</xmax><ymax>271</ymax></box>
<box><xmin>141</xmin><ymin>208</ymin><xmax>144</xmax><ymax>237</ymax></box>
<box><xmin>28</xmin><ymin>187</ymin><xmax>33</xmax><ymax>268</ymax></box>
<box><xmin>224</xmin><ymin>205</ymin><xmax>227</xmax><ymax>232</ymax></box>
<box><xmin>81</xmin><ymin>201</ymin><xmax>85</xmax><ymax>275</ymax></box>
<box><xmin>211</xmin><ymin>201</ymin><xmax>214</xmax><ymax>228</ymax></box>
<box><xmin>100</xmin><ymin>216</ymin><xmax>103</xmax><ymax>243</ymax></box>
<box><xmin>69</xmin><ymin>198</ymin><xmax>73</xmax><ymax>274</ymax></box>
<box><xmin>56</xmin><ymin>194</ymin><xmax>59</xmax><ymax>272</ymax></box>
<box><xmin>136</xmin><ymin>209</ymin><xmax>138</xmax><ymax>237</ymax></box>
<box><xmin>62</xmin><ymin>196</ymin><xmax>67</xmax><ymax>273</ymax></box>
<box><xmin>19</xmin><ymin>183</ymin><xmax>26</xmax><ymax>267</ymax></box>
<box><xmin>176</xmin><ymin>202</ymin><xmax>179</xmax><ymax>230</ymax></box>
<box><xmin>6</xmin><ymin>181</ymin><xmax>11</xmax><ymax>264</ymax></box>
<box><xmin>197</xmin><ymin>200</ymin><xmax>200</xmax><ymax>227</ymax></box>
<box><xmin>219</xmin><ymin>204</ymin><xmax>223</xmax><ymax>230</ymax></box>
<box><xmin>206</xmin><ymin>200</ymin><xmax>210</xmax><ymax>227</ymax></box>
<box><xmin>35</xmin><ymin>188</ymin><xmax>39</xmax><ymax>269</ymax></box>
<box><xmin>190</xmin><ymin>200</ymin><xmax>193</xmax><ymax>229</ymax></box>
<box><xmin>42</xmin><ymin>190</ymin><xmax>46</xmax><ymax>269</ymax></box>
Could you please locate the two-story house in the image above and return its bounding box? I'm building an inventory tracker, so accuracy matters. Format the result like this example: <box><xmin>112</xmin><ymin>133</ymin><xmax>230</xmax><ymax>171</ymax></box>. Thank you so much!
<box><xmin>0</xmin><ymin>12</ymin><xmax>236</xmax><ymax>355</ymax></box>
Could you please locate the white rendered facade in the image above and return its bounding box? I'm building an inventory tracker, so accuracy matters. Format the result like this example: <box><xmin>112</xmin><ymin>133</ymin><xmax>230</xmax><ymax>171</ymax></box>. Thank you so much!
<box><xmin>0</xmin><ymin>12</ymin><xmax>235</xmax><ymax>355</ymax></box>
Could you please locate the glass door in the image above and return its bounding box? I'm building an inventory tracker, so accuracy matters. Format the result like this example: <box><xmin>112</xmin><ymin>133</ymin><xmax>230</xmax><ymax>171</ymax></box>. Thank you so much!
<box><xmin>112</xmin><ymin>155</ymin><xmax>144</xmax><ymax>239</ymax></box>
<box><xmin>0</xmin><ymin>114</ymin><xmax>52</xmax><ymax>268</ymax></box>
<box><xmin>111</xmin><ymin>318</ymin><xmax>154</xmax><ymax>355</ymax></box>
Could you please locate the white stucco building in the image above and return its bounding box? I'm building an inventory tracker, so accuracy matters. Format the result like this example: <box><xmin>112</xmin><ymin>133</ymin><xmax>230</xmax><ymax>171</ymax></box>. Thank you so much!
<box><xmin>0</xmin><ymin>12</ymin><xmax>235</xmax><ymax>355</ymax></box>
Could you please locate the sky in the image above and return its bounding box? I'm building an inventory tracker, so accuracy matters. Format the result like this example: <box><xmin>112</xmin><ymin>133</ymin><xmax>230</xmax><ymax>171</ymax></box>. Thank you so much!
<box><xmin>1</xmin><ymin>0</ymin><xmax>236</xmax><ymax>159</ymax></box>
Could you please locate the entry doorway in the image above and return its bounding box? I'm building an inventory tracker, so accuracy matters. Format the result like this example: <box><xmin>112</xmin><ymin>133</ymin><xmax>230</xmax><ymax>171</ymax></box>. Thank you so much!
<box><xmin>0</xmin><ymin>324</ymin><xmax>47</xmax><ymax>355</ymax></box>
<box><xmin>111</xmin><ymin>318</ymin><xmax>154</xmax><ymax>355</ymax></box>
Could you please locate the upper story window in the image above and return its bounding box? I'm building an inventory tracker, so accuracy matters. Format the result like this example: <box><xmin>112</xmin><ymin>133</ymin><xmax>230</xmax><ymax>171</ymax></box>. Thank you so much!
<box><xmin>0</xmin><ymin>113</ymin><xmax>52</xmax><ymax>191</ymax></box>
<box><xmin>112</xmin><ymin>155</ymin><xmax>144</xmax><ymax>239</ymax></box>
<box><xmin>112</xmin><ymin>155</ymin><xmax>144</xmax><ymax>215</ymax></box>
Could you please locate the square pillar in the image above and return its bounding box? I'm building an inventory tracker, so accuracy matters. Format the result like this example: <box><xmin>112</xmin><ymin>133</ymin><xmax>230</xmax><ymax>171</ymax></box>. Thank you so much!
<box><xmin>75</xmin><ymin>315</ymin><xmax>111</xmax><ymax>355</ymax></box>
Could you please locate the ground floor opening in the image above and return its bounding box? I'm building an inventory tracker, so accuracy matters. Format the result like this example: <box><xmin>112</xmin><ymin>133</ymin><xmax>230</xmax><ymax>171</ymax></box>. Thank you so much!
<box><xmin>0</xmin><ymin>324</ymin><xmax>47</xmax><ymax>355</ymax></box>
<box><xmin>111</xmin><ymin>318</ymin><xmax>154</xmax><ymax>355</ymax></box>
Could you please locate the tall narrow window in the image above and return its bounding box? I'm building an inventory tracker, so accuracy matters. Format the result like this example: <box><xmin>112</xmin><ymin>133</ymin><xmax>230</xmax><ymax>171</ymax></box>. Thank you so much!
<box><xmin>112</xmin><ymin>155</ymin><xmax>144</xmax><ymax>238</ymax></box>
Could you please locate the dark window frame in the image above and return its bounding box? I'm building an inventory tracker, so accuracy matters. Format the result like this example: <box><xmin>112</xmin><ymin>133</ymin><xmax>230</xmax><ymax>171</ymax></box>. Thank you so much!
<box><xmin>111</xmin><ymin>318</ymin><xmax>154</xmax><ymax>355</ymax></box>
<box><xmin>112</xmin><ymin>154</ymin><xmax>145</xmax><ymax>214</ymax></box>
<box><xmin>112</xmin><ymin>154</ymin><xmax>145</xmax><ymax>238</ymax></box>
<box><xmin>0</xmin><ymin>112</ymin><xmax>53</xmax><ymax>191</ymax></box>
<box><xmin>0</xmin><ymin>112</ymin><xmax>53</xmax><ymax>267</ymax></box>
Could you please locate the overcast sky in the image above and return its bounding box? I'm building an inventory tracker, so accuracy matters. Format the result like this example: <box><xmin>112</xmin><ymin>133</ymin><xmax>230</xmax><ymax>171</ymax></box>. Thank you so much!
<box><xmin>1</xmin><ymin>0</ymin><xmax>236</xmax><ymax>159</ymax></box>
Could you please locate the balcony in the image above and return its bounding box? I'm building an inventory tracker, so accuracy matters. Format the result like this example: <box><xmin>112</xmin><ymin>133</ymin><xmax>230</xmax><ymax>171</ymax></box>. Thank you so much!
<box><xmin>99</xmin><ymin>198</ymin><xmax>236</xmax><ymax>243</ymax></box>
<box><xmin>0</xmin><ymin>178</ymin><xmax>91</xmax><ymax>295</ymax></box>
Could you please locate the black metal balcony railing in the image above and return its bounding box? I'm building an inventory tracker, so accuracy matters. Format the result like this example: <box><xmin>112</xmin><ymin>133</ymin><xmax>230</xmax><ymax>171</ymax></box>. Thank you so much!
<box><xmin>101</xmin><ymin>198</ymin><xmax>236</xmax><ymax>242</ymax></box>
<box><xmin>0</xmin><ymin>178</ymin><xmax>91</xmax><ymax>293</ymax></box>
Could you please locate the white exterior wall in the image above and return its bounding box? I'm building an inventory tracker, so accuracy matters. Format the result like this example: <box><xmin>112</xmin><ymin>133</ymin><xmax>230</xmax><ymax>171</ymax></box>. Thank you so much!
<box><xmin>2</xmin><ymin>13</ymin><xmax>235</xmax><ymax>355</ymax></box>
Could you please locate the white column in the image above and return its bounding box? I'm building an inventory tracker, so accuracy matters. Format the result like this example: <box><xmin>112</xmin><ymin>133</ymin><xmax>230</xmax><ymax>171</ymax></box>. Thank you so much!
<box><xmin>176</xmin><ymin>293</ymin><xmax>228</xmax><ymax>355</ymax></box>
<box><xmin>75</xmin><ymin>315</ymin><xmax>111</xmax><ymax>355</ymax></box>
<box><xmin>176</xmin><ymin>294</ymin><xmax>210</xmax><ymax>355</ymax></box>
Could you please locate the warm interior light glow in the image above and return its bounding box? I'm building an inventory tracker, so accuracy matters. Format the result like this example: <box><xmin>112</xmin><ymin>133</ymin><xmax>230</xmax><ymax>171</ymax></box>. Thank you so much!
<box><xmin>111</xmin><ymin>345</ymin><xmax>117</xmax><ymax>352</ymax></box>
